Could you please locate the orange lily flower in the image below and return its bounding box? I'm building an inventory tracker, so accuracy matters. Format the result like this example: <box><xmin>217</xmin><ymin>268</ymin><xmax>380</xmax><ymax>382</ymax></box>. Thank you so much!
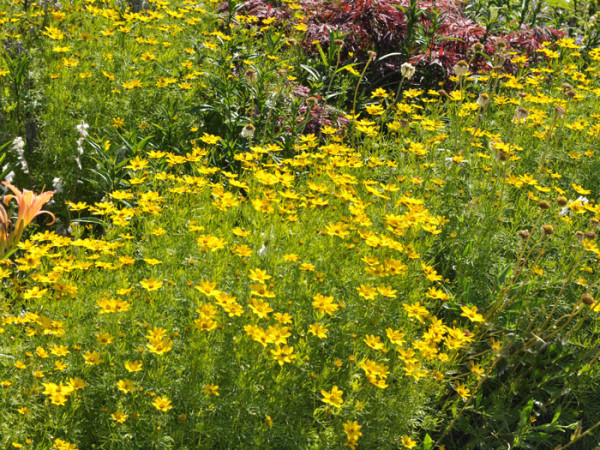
<box><xmin>0</xmin><ymin>202</ymin><xmax>9</xmax><ymax>256</ymax></box>
<box><xmin>1</xmin><ymin>181</ymin><xmax>55</xmax><ymax>257</ymax></box>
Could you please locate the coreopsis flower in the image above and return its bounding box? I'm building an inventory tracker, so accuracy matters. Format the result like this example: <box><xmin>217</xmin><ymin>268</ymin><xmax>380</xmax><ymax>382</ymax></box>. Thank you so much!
<box><xmin>401</xmin><ymin>435</ymin><xmax>417</xmax><ymax>448</ymax></box>
<box><xmin>202</xmin><ymin>384</ymin><xmax>219</xmax><ymax>396</ymax></box>
<box><xmin>111</xmin><ymin>410</ymin><xmax>128</xmax><ymax>423</ymax></box>
<box><xmin>343</xmin><ymin>420</ymin><xmax>362</xmax><ymax>448</ymax></box>
<box><xmin>152</xmin><ymin>395</ymin><xmax>173</xmax><ymax>412</ymax></box>
<box><xmin>320</xmin><ymin>385</ymin><xmax>343</xmax><ymax>408</ymax></box>
<box><xmin>455</xmin><ymin>382</ymin><xmax>471</xmax><ymax>399</ymax></box>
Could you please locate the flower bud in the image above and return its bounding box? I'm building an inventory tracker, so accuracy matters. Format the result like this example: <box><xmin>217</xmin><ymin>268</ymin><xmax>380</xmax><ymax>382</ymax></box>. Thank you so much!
<box><xmin>581</xmin><ymin>293</ymin><xmax>595</xmax><ymax>305</ymax></box>
<box><xmin>557</xmin><ymin>196</ymin><xmax>568</xmax><ymax>206</ymax></box>
<box><xmin>542</xmin><ymin>224</ymin><xmax>554</xmax><ymax>236</ymax></box>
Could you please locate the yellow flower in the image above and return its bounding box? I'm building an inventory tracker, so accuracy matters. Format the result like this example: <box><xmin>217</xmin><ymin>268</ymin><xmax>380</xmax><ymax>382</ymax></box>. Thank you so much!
<box><xmin>401</xmin><ymin>435</ymin><xmax>417</xmax><ymax>449</ymax></box>
<box><xmin>308</xmin><ymin>323</ymin><xmax>328</xmax><ymax>339</ymax></box>
<box><xmin>117</xmin><ymin>379</ymin><xmax>136</xmax><ymax>394</ymax></box>
<box><xmin>455</xmin><ymin>382</ymin><xmax>471</xmax><ymax>399</ymax></box>
<box><xmin>111</xmin><ymin>410</ymin><xmax>128</xmax><ymax>423</ymax></box>
<box><xmin>140</xmin><ymin>277</ymin><xmax>163</xmax><ymax>291</ymax></box>
<box><xmin>321</xmin><ymin>385</ymin><xmax>343</xmax><ymax>408</ymax></box>
<box><xmin>152</xmin><ymin>395</ymin><xmax>173</xmax><ymax>412</ymax></box>
<box><xmin>125</xmin><ymin>360</ymin><xmax>143</xmax><ymax>372</ymax></box>
<box><xmin>460</xmin><ymin>305</ymin><xmax>485</xmax><ymax>323</ymax></box>
<box><xmin>270</xmin><ymin>345</ymin><xmax>297</xmax><ymax>365</ymax></box>
<box><xmin>199</xmin><ymin>133</ymin><xmax>222</xmax><ymax>145</ymax></box>
<box><xmin>202</xmin><ymin>384</ymin><xmax>219</xmax><ymax>396</ymax></box>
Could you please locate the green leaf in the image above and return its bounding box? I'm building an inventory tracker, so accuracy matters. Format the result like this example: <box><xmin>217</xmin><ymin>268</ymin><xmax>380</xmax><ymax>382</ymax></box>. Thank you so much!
<box><xmin>545</xmin><ymin>0</ymin><xmax>572</xmax><ymax>8</ymax></box>
<box><xmin>423</xmin><ymin>434</ymin><xmax>434</xmax><ymax>450</ymax></box>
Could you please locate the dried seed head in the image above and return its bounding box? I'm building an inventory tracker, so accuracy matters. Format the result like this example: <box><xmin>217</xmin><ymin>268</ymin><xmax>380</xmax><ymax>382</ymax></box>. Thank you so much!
<box><xmin>477</xmin><ymin>93</ymin><xmax>490</xmax><ymax>108</ymax></box>
<box><xmin>437</xmin><ymin>89</ymin><xmax>449</xmax><ymax>98</ymax></box>
<box><xmin>518</xmin><ymin>230</ymin><xmax>530</xmax><ymax>240</ymax></box>
<box><xmin>496</xmin><ymin>38</ymin><xmax>507</xmax><ymax>50</ymax></box>
<box><xmin>367</xmin><ymin>50</ymin><xmax>377</xmax><ymax>61</ymax></box>
<box><xmin>518</xmin><ymin>91</ymin><xmax>527</xmax><ymax>98</ymax></box>
<box><xmin>493</xmin><ymin>53</ymin><xmax>507</xmax><ymax>66</ymax></box>
<box><xmin>591</xmin><ymin>218</ymin><xmax>599</xmax><ymax>228</ymax></box>
<box><xmin>575</xmin><ymin>230</ymin><xmax>585</xmax><ymax>241</ymax></box>
<box><xmin>306</xmin><ymin>97</ymin><xmax>318</xmax><ymax>107</ymax></box>
<box><xmin>513</xmin><ymin>106</ymin><xmax>529</xmax><ymax>122</ymax></box>
<box><xmin>581</xmin><ymin>293</ymin><xmax>595</xmax><ymax>305</ymax></box>
<box><xmin>400</xmin><ymin>62</ymin><xmax>416</xmax><ymax>80</ymax></box>
<box><xmin>542</xmin><ymin>224</ymin><xmax>554</xmax><ymax>236</ymax></box>
<box><xmin>334</xmin><ymin>39</ymin><xmax>344</xmax><ymax>48</ymax></box>
<box><xmin>565</xmin><ymin>89</ymin><xmax>576</xmax><ymax>99</ymax></box>
<box><xmin>553</xmin><ymin>105</ymin><xmax>566</xmax><ymax>119</ymax></box>
<box><xmin>400</xmin><ymin>118</ymin><xmax>410</xmax><ymax>128</ymax></box>
<box><xmin>240</xmin><ymin>123</ymin><xmax>255</xmax><ymax>139</ymax></box>
<box><xmin>538</xmin><ymin>200</ymin><xmax>550</xmax><ymax>210</ymax></box>
<box><xmin>244</xmin><ymin>68</ymin><xmax>258</xmax><ymax>83</ymax></box>
<box><xmin>586</xmin><ymin>231</ymin><xmax>596</xmax><ymax>239</ymax></box>
<box><xmin>557</xmin><ymin>196</ymin><xmax>568</xmax><ymax>206</ymax></box>
<box><xmin>453</xmin><ymin>60</ymin><xmax>469</xmax><ymax>77</ymax></box>
<box><xmin>471</xmin><ymin>42</ymin><xmax>484</xmax><ymax>53</ymax></box>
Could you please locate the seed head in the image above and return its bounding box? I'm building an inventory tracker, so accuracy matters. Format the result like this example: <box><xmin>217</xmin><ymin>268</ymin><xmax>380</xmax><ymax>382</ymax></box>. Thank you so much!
<box><xmin>453</xmin><ymin>60</ymin><xmax>469</xmax><ymax>77</ymax></box>
<box><xmin>538</xmin><ymin>200</ymin><xmax>550</xmax><ymax>210</ymax></box>
<box><xmin>471</xmin><ymin>42</ymin><xmax>484</xmax><ymax>53</ymax></box>
<box><xmin>542</xmin><ymin>224</ymin><xmax>554</xmax><ymax>236</ymax></box>
<box><xmin>477</xmin><ymin>93</ymin><xmax>490</xmax><ymax>108</ymax></box>
<box><xmin>553</xmin><ymin>105</ymin><xmax>566</xmax><ymax>119</ymax></box>
<box><xmin>244</xmin><ymin>68</ymin><xmax>258</xmax><ymax>83</ymax></box>
<box><xmin>518</xmin><ymin>230</ymin><xmax>530</xmax><ymax>240</ymax></box>
<box><xmin>400</xmin><ymin>62</ymin><xmax>416</xmax><ymax>80</ymax></box>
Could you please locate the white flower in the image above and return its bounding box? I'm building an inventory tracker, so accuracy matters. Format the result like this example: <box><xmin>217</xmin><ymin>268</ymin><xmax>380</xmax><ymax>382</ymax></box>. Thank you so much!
<box><xmin>12</xmin><ymin>136</ymin><xmax>29</xmax><ymax>174</ymax></box>
<box><xmin>4</xmin><ymin>171</ymin><xmax>15</xmax><ymax>185</ymax></box>
<box><xmin>11</xmin><ymin>137</ymin><xmax>25</xmax><ymax>152</ymax></box>
<box><xmin>52</xmin><ymin>177</ymin><xmax>63</xmax><ymax>194</ymax></box>
<box><xmin>76</xmin><ymin>120</ymin><xmax>89</xmax><ymax>138</ymax></box>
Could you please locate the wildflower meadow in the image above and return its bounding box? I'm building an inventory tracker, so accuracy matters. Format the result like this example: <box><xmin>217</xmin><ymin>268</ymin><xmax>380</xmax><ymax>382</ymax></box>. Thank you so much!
<box><xmin>2</xmin><ymin>0</ymin><xmax>600</xmax><ymax>448</ymax></box>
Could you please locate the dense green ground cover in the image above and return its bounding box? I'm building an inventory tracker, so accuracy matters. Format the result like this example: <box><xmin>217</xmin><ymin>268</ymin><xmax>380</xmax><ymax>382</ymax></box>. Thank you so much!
<box><xmin>2</xmin><ymin>0</ymin><xmax>600</xmax><ymax>449</ymax></box>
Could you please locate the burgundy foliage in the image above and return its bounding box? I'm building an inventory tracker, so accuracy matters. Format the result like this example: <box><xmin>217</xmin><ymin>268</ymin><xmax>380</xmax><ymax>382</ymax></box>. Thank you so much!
<box><xmin>237</xmin><ymin>0</ymin><xmax>563</xmax><ymax>80</ymax></box>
